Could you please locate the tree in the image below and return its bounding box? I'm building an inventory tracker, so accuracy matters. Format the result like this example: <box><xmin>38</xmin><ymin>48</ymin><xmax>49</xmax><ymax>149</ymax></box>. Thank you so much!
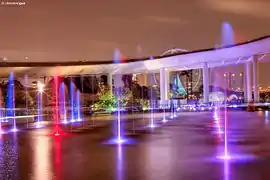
<box><xmin>92</xmin><ymin>88</ymin><xmax>117</xmax><ymax>113</ymax></box>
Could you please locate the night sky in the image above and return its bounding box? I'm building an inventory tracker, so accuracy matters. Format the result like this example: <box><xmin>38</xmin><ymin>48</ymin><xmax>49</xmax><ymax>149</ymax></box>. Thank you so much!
<box><xmin>0</xmin><ymin>0</ymin><xmax>270</xmax><ymax>85</ymax></box>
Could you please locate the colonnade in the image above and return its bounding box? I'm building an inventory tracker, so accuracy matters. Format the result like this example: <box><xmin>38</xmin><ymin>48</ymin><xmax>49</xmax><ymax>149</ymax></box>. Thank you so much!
<box><xmin>107</xmin><ymin>55</ymin><xmax>260</xmax><ymax>104</ymax></box>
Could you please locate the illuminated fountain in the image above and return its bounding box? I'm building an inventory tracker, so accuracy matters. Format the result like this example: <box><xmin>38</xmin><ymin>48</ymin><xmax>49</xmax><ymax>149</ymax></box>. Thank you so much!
<box><xmin>214</xmin><ymin>105</ymin><xmax>223</xmax><ymax>135</ymax></box>
<box><xmin>7</xmin><ymin>72</ymin><xmax>17</xmax><ymax>132</ymax></box>
<box><xmin>113</xmin><ymin>49</ymin><xmax>124</xmax><ymax>143</ymax></box>
<box><xmin>69</xmin><ymin>80</ymin><xmax>75</xmax><ymax>123</ymax></box>
<box><xmin>173</xmin><ymin>100</ymin><xmax>177</xmax><ymax>117</ymax></box>
<box><xmin>169</xmin><ymin>100</ymin><xmax>175</xmax><ymax>119</ymax></box>
<box><xmin>59</xmin><ymin>82</ymin><xmax>67</xmax><ymax>124</ymax></box>
<box><xmin>162</xmin><ymin>103</ymin><xmax>168</xmax><ymax>123</ymax></box>
<box><xmin>221</xmin><ymin>22</ymin><xmax>235</xmax><ymax>47</ymax></box>
<box><xmin>148</xmin><ymin>74</ymin><xmax>156</xmax><ymax>128</ymax></box>
<box><xmin>76</xmin><ymin>90</ymin><xmax>82</xmax><ymax>122</ymax></box>
<box><xmin>217</xmin><ymin>22</ymin><xmax>235</xmax><ymax>160</ymax></box>
<box><xmin>36</xmin><ymin>81</ymin><xmax>44</xmax><ymax>128</ymax></box>
<box><xmin>53</xmin><ymin>76</ymin><xmax>60</xmax><ymax>136</ymax></box>
<box><xmin>149</xmin><ymin>100</ymin><xmax>155</xmax><ymax>128</ymax></box>
<box><xmin>0</xmin><ymin>88</ymin><xmax>3</xmax><ymax>133</ymax></box>
<box><xmin>24</xmin><ymin>75</ymin><xmax>29</xmax><ymax>127</ymax></box>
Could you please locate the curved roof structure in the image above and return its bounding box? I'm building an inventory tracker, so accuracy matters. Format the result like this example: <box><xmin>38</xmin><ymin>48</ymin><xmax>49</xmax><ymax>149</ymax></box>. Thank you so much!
<box><xmin>161</xmin><ymin>48</ymin><xmax>188</xmax><ymax>56</ymax></box>
<box><xmin>0</xmin><ymin>35</ymin><xmax>270</xmax><ymax>77</ymax></box>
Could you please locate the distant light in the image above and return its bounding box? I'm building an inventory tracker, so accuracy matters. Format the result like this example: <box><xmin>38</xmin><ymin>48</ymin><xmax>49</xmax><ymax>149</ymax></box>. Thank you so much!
<box><xmin>37</xmin><ymin>81</ymin><xmax>45</xmax><ymax>93</ymax></box>
<box><xmin>11</xmin><ymin>128</ymin><xmax>18</xmax><ymax>132</ymax></box>
<box><xmin>224</xmin><ymin>73</ymin><xmax>226</xmax><ymax>77</ymax></box>
<box><xmin>232</xmin><ymin>73</ymin><xmax>235</xmax><ymax>77</ymax></box>
<box><xmin>2</xmin><ymin>56</ymin><xmax>7</xmax><ymax>61</ymax></box>
<box><xmin>24</xmin><ymin>56</ymin><xmax>29</xmax><ymax>60</ymax></box>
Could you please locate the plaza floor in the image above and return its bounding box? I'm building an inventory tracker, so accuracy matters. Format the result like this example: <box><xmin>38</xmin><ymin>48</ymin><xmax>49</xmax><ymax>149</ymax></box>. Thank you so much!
<box><xmin>0</xmin><ymin>110</ymin><xmax>270</xmax><ymax>180</ymax></box>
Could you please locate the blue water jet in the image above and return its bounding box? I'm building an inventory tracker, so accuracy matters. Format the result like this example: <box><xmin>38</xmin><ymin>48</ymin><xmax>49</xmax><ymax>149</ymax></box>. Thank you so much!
<box><xmin>69</xmin><ymin>80</ymin><xmax>75</xmax><ymax>122</ymax></box>
<box><xmin>221</xmin><ymin>22</ymin><xmax>235</xmax><ymax>47</ymax></box>
<box><xmin>7</xmin><ymin>72</ymin><xmax>17</xmax><ymax>131</ymax></box>
<box><xmin>59</xmin><ymin>82</ymin><xmax>67</xmax><ymax>124</ymax></box>
<box><xmin>76</xmin><ymin>90</ymin><xmax>82</xmax><ymax>121</ymax></box>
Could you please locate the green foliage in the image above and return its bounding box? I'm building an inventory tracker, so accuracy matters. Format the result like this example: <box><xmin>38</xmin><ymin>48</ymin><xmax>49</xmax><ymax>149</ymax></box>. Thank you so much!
<box><xmin>139</xmin><ymin>99</ymin><xmax>150</xmax><ymax>110</ymax></box>
<box><xmin>1</xmin><ymin>87</ymin><xmax>34</xmax><ymax>108</ymax></box>
<box><xmin>92</xmin><ymin>88</ymin><xmax>137</xmax><ymax>113</ymax></box>
<box><xmin>92</xmin><ymin>89</ymin><xmax>117</xmax><ymax>113</ymax></box>
<box><xmin>169</xmin><ymin>90</ymin><xmax>174</xmax><ymax>99</ymax></box>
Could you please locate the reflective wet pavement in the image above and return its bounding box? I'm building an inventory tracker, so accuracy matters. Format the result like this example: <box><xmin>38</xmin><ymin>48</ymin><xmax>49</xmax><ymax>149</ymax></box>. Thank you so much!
<box><xmin>1</xmin><ymin>110</ymin><xmax>270</xmax><ymax>180</ymax></box>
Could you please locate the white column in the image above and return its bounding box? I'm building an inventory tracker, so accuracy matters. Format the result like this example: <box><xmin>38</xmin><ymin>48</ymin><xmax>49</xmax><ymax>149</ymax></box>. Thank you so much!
<box><xmin>160</xmin><ymin>67</ymin><xmax>169</xmax><ymax>104</ymax></box>
<box><xmin>203</xmin><ymin>62</ymin><xmax>209</xmax><ymax>103</ymax></box>
<box><xmin>252</xmin><ymin>56</ymin><xmax>259</xmax><ymax>102</ymax></box>
<box><xmin>245</xmin><ymin>61</ymin><xmax>252</xmax><ymax>102</ymax></box>
<box><xmin>107</xmin><ymin>73</ymin><xmax>113</xmax><ymax>92</ymax></box>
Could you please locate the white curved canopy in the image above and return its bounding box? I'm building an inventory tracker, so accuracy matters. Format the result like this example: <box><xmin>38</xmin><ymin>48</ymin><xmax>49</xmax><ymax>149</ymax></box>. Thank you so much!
<box><xmin>0</xmin><ymin>36</ymin><xmax>270</xmax><ymax>78</ymax></box>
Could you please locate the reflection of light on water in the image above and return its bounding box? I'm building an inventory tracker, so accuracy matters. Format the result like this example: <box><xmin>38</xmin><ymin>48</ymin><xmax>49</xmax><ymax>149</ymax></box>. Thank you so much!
<box><xmin>116</xmin><ymin>144</ymin><xmax>123</xmax><ymax>180</ymax></box>
<box><xmin>10</xmin><ymin>128</ymin><xmax>18</xmax><ymax>133</ymax></box>
<box><xmin>54</xmin><ymin>136</ymin><xmax>62</xmax><ymax>180</ymax></box>
<box><xmin>105</xmin><ymin>137</ymin><xmax>135</xmax><ymax>145</ymax></box>
<box><xmin>213</xmin><ymin>106</ymin><xmax>223</xmax><ymax>135</ymax></box>
<box><xmin>265</xmin><ymin>111</ymin><xmax>269</xmax><ymax>124</ymax></box>
<box><xmin>0</xmin><ymin>133</ymin><xmax>19</xmax><ymax>179</ymax></box>
<box><xmin>0</xmin><ymin>137</ymin><xmax>3</xmax><ymax>176</ymax></box>
<box><xmin>33</xmin><ymin>137</ymin><xmax>51</xmax><ymax>180</ymax></box>
<box><xmin>144</xmin><ymin>141</ymin><xmax>172</xmax><ymax>179</ymax></box>
<box><xmin>224</xmin><ymin>159</ymin><xmax>229</xmax><ymax>180</ymax></box>
<box><xmin>216</xmin><ymin>153</ymin><xmax>257</xmax><ymax>162</ymax></box>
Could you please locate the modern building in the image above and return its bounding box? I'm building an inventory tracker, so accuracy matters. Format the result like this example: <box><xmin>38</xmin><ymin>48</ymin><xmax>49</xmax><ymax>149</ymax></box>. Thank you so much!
<box><xmin>1</xmin><ymin>35</ymin><xmax>270</xmax><ymax>103</ymax></box>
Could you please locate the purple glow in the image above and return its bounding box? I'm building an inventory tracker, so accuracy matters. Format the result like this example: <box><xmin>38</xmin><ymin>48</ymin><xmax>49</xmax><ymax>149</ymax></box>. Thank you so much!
<box><xmin>117</xmin><ymin>143</ymin><xmax>123</xmax><ymax>180</ymax></box>
<box><xmin>105</xmin><ymin>137</ymin><xmax>136</xmax><ymax>145</ymax></box>
<box><xmin>148</xmin><ymin>124</ymin><xmax>156</xmax><ymax>129</ymax></box>
<box><xmin>35</xmin><ymin>122</ymin><xmax>42</xmax><ymax>128</ymax></box>
<box><xmin>214</xmin><ymin>106</ymin><xmax>223</xmax><ymax>135</ymax></box>
<box><xmin>218</xmin><ymin>155</ymin><xmax>231</xmax><ymax>160</ymax></box>
<box><xmin>224</xmin><ymin>159</ymin><xmax>229</xmax><ymax>180</ymax></box>
<box><xmin>224</xmin><ymin>100</ymin><xmax>229</xmax><ymax>159</ymax></box>
<box><xmin>10</xmin><ymin>128</ymin><xmax>18</xmax><ymax>133</ymax></box>
<box><xmin>216</xmin><ymin>153</ymin><xmax>257</xmax><ymax>162</ymax></box>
